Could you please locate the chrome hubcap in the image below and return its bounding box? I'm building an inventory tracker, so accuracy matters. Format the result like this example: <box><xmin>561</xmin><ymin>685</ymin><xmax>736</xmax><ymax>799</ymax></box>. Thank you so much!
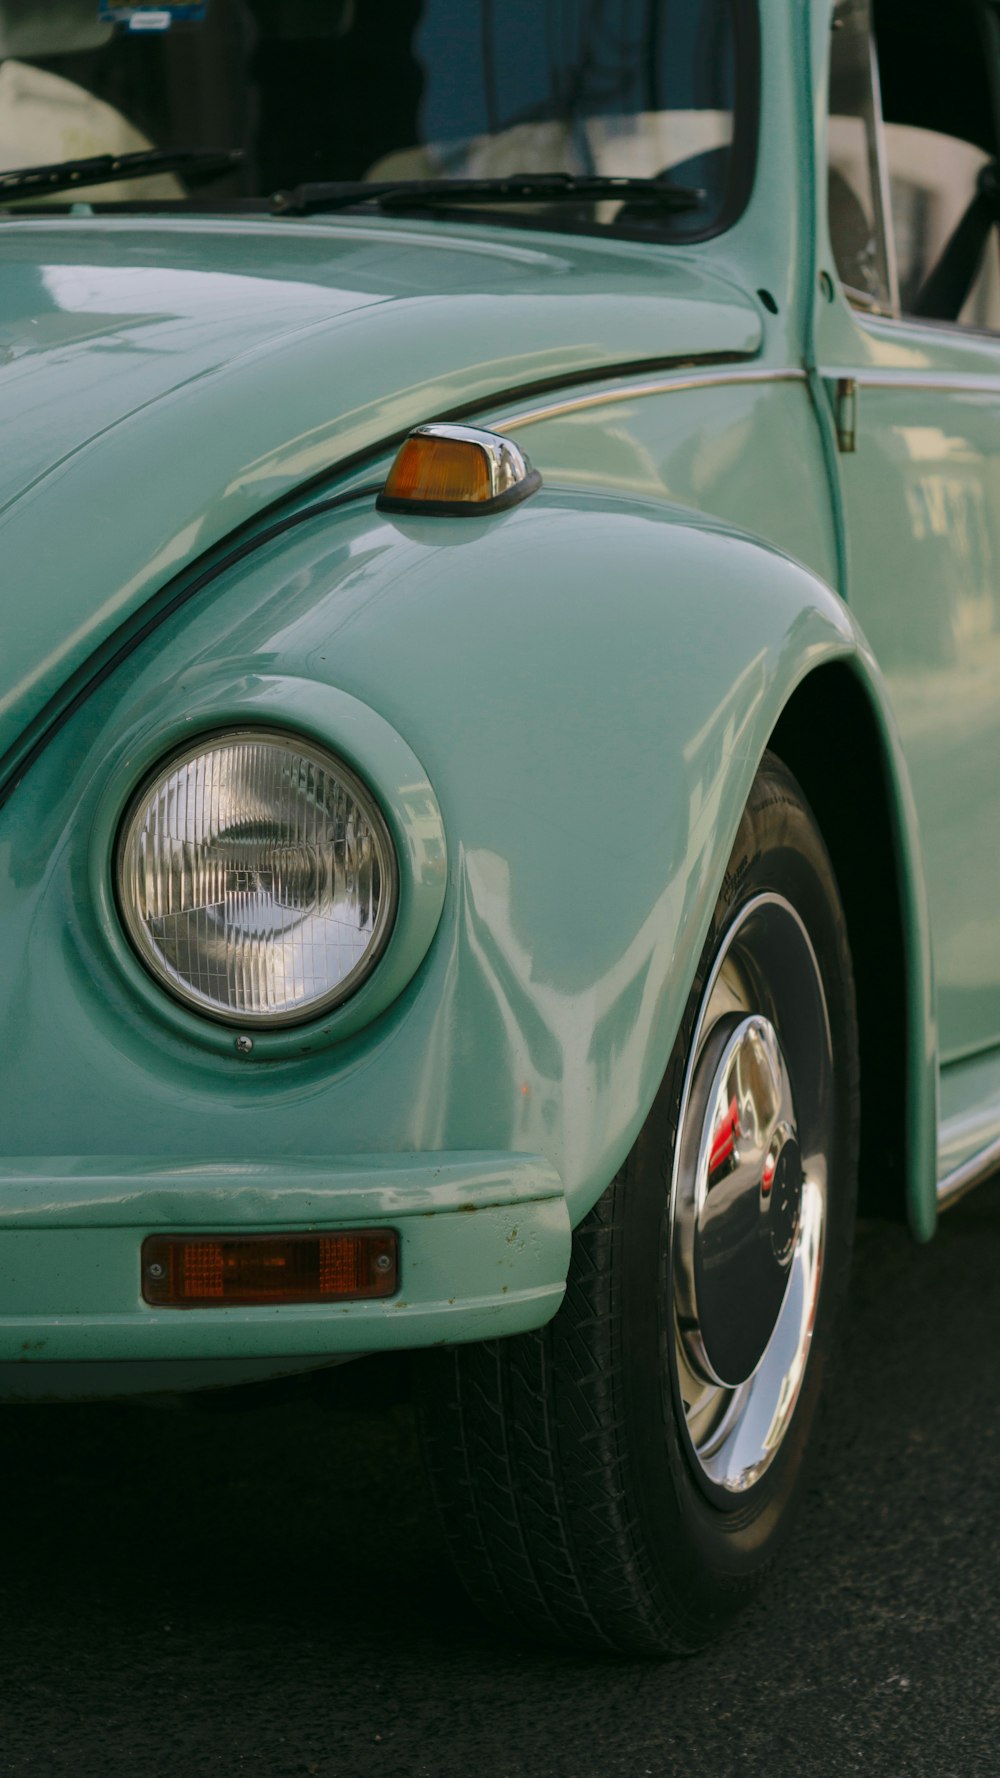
<box><xmin>670</xmin><ymin>893</ymin><xmax>833</xmax><ymax>1497</ymax></box>
<box><xmin>676</xmin><ymin>1013</ymin><xmax>801</xmax><ymax>1389</ymax></box>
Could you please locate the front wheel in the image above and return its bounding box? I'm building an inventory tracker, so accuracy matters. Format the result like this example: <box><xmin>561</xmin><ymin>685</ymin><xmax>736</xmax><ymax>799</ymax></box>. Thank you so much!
<box><xmin>415</xmin><ymin>754</ymin><xmax>859</xmax><ymax>1655</ymax></box>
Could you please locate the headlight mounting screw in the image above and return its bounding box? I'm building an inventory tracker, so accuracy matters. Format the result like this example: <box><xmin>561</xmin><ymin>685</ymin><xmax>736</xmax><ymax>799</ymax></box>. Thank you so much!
<box><xmin>235</xmin><ymin>1034</ymin><xmax>254</xmax><ymax>1055</ymax></box>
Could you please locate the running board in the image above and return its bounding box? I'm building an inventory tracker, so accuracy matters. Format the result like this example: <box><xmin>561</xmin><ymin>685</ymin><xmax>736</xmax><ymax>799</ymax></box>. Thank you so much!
<box><xmin>937</xmin><ymin>1132</ymin><xmax>1000</xmax><ymax>1211</ymax></box>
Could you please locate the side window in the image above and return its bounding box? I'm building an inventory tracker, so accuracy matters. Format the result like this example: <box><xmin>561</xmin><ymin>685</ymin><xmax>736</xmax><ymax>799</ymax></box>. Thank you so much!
<box><xmin>876</xmin><ymin>0</ymin><xmax>1000</xmax><ymax>330</ymax></box>
<box><xmin>885</xmin><ymin>126</ymin><xmax>1000</xmax><ymax>329</ymax></box>
<box><xmin>827</xmin><ymin>0</ymin><xmax>895</xmax><ymax>312</ymax></box>
<box><xmin>827</xmin><ymin>0</ymin><xmax>1000</xmax><ymax>331</ymax></box>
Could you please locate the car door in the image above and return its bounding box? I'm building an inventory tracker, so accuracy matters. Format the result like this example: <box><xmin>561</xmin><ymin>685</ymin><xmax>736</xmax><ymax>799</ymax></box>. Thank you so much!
<box><xmin>816</xmin><ymin>0</ymin><xmax>1000</xmax><ymax>1159</ymax></box>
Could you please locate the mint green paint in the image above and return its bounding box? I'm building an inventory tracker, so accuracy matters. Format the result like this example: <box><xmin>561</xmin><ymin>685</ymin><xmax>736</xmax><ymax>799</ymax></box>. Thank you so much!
<box><xmin>0</xmin><ymin>0</ymin><xmax>967</xmax><ymax>1382</ymax></box>
<box><xmin>0</xmin><ymin>1153</ymin><xmax>569</xmax><ymax>1361</ymax></box>
<box><xmin>0</xmin><ymin>216</ymin><xmax>760</xmax><ymax>774</ymax></box>
<box><xmin>0</xmin><ymin>1153</ymin><xmax>564</xmax><ymax>1226</ymax></box>
<box><xmin>815</xmin><ymin>320</ymin><xmax>1000</xmax><ymax>1068</ymax></box>
<box><xmin>807</xmin><ymin>0</ymin><xmax>983</xmax><ymax>1233</ymax></box>
<box><xmin>492</xmin><ymin>378</ymin><xmax>841</xmax><ymax>589</ymax></box>
<box><xmin>491</xmin><ymin>375</ymin><xmax>938</xmax><ymax>1241</ymax></box>
<box><xmin>0</xmin><ymin>1219</ymin><xmax>569</xmax><ymax>1362</ymax></box>
<box><xmin>0</xmin><ymin>483</ymin><xmax>935</xmax><ymax>1313</ymax></box>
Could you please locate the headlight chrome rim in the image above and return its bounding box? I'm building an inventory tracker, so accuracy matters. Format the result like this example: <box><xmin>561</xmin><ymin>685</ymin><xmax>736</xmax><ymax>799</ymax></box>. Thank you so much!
<box><xmin>115</xmin><ymin>727</ymin><xmax>399</xmax><ymax>1030</ymax></box>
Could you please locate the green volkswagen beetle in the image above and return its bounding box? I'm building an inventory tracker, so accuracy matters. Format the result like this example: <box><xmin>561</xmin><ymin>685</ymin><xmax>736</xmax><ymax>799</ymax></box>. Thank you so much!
<box><xmin>2</xmin><ymin>0</ymin><xmax>998</xmax><ymax>1655</ymax></box>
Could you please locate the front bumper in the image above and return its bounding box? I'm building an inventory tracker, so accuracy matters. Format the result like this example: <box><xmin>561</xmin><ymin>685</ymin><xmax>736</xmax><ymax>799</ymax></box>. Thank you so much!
<box><xmin>0</xmin><ymin>1153</ymin><xmax>570</xmax><ymax>1366</ymax></box>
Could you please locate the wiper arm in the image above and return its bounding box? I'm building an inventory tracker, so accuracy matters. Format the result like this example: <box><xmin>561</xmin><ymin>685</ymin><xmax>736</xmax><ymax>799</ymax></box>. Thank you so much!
<box><xmin>0</xmin><ymin>148</ymin><xmax>242</xmax><ymax>204</ymax></box>
<box><xmin>272</xmin><ymin>173</ymin><xmax>703</xmax><ymax>218</ymax></box>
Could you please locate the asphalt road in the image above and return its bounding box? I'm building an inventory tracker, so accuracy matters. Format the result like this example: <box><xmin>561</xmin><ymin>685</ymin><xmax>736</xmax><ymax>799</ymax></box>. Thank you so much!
<box><xmin>3</xmin><ymin>1180</ymin><xmax>1000</xmax><ymax>1778</ymax></box>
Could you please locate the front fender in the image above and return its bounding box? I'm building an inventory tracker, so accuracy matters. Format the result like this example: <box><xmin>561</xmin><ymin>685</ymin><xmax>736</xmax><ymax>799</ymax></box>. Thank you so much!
<box><xmin>0</xmin><ymin>486</ymin><xmax>934</xmax><ymax>1240</ymax></box>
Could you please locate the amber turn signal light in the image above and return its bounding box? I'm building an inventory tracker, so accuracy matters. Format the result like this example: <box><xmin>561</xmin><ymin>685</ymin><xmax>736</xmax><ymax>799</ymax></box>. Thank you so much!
<box><xmin>142</xmin><ymin>1230</ymin><xmax>398</xmax><ymax>1307</ymax></box>
<box><xmin>377</xmin><ymin>422</ymin><xmax>541</xmax><ymax>516</ymax></box>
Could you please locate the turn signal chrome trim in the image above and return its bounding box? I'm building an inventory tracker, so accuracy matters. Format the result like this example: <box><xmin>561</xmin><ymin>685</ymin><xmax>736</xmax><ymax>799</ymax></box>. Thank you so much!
<box><xmin>376</xmin><ymin>423</ymin><xmax>541</xmax><ymax>516</ymax></box>
<box><xmin>142</xmin><ymin>1230</ymin><xmax>398</xmax><ymax>1307</ymax></box>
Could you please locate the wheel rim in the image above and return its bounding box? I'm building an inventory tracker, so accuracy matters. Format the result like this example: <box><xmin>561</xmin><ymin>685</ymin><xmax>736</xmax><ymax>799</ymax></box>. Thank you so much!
<box><xmin>669</xmin><ymin>892</ymin><xmax>834</xmax><ymax>1499</ymax></box>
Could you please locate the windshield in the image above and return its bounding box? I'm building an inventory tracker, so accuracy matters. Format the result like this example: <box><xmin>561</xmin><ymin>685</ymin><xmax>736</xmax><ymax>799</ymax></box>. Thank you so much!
<box><xmin>0</xmin><ymin>0</ymin><xmax>756</xmax><ymax>239</ymax></box>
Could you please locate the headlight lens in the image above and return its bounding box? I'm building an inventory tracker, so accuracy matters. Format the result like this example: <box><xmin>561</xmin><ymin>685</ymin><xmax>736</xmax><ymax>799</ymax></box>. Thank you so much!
<box><xmin>117</xmin><ymin>730</ymin><xmax>397</xmax><ymax>1027</ymax></box>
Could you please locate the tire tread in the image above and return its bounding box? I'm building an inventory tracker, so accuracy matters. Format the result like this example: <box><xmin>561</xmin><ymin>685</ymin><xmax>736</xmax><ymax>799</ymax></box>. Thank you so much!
<box><xmin>415</xmin><ymin>752</ymin><xmax>859</xmax><ymax>1656</ymax></box>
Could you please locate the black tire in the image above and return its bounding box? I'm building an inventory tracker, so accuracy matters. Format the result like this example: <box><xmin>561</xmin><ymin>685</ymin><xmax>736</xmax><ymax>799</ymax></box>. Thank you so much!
<box><xmin>415</xmin><ymin>752</ymin><xmax>859</xmax><ymax>1655</ymax></box>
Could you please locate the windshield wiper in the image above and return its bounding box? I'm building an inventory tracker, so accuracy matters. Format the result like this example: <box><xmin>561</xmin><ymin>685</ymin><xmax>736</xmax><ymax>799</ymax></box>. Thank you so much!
<box><xmin>272</xmin><ymin>173</ymin><xmax>703</xmax><ymax>219</ymax></box>
<box><xmin>0</xmin><ymin>148</ymin><xmax>242</xmax><ymax>204</ymax></box>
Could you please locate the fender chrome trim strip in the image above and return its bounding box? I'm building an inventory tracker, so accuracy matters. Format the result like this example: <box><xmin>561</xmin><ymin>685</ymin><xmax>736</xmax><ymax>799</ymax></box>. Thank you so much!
<box><xmin>852</xmin><ymin>373</ymin><xmax>1000</xmax><ymax>396</ymax></box>
<box><xmin>497</xmin><ymin>367</ymin><xmax>809</xmax><ymax>430</ymax></box>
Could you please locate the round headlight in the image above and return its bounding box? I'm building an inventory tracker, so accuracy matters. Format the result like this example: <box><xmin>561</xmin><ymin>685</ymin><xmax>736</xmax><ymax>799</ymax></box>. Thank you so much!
<box><xmin>116</xmin><ymin>730</ymin><xmax>398</xmax><ymax>1027</ymax></box>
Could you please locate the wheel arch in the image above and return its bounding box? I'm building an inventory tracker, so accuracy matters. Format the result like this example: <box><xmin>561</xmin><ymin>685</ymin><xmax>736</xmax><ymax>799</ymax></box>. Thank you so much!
<box><xmin>2</xmin><ymin>486</ymin><xmax>938</xmax><ymax>1248</ymax></box>
<box><xmin>768</xmin><ymin>658</ymin><xmax>937</xmax><ymax>1240</ymax></box>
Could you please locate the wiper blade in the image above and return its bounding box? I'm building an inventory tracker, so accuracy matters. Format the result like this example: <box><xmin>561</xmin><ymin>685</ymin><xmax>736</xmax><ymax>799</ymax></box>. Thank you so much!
<box><xmin>0</xmin><ymin>148</ymin><xmax>242</xmax><ymax>203</ymax></box>
<box><xmin>272</xmin><ymin>173</ymin><xmax>703</xmax><ymax>218</ymax></box>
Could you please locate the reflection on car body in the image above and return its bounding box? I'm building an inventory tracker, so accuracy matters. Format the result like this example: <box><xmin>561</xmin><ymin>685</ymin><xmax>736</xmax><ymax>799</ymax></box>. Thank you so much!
<box><xmin>1</xmin><ymin>0</ymin><xmax>999</xmax><ymax>1656</ymax></box>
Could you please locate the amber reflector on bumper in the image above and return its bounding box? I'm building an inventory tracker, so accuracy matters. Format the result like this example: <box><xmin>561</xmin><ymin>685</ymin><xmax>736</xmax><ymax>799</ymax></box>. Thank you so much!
<box><xmin>142</xmin><ymin>1231</ymin><xmax>398</xmax><ymax>1307</ymax></box>
<box><xmin>376</xmin><ymin>421</ymin><xmax>541</xmax><ymax>516</ymax></box>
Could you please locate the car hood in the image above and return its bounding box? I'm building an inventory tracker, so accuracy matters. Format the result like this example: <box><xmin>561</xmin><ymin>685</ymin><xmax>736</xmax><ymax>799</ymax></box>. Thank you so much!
<box><xmin>0</xmin><ymin>213</ymin><xmax>761</xmax><ymax>768</ymax></box>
